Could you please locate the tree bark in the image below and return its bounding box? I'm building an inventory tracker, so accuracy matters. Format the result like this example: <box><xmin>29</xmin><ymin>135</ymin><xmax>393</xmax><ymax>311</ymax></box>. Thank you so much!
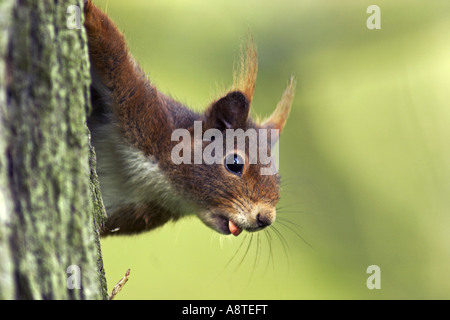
<box><xmin>0</xmin><ymin>0</ymin><xmax>107</xmax><ymax>299</ymax></box>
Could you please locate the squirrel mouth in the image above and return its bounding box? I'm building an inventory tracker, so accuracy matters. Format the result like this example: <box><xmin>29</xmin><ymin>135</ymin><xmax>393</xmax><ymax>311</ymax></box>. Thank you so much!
<box><xmin>216</xmin><ymin>215</ymin><xmax>242</xmax><ymax>236</ymax></box>
<box><xmin>228</xmin><ymin>219</ymin><xmax>242</xmax><ymax>236</ymax></box>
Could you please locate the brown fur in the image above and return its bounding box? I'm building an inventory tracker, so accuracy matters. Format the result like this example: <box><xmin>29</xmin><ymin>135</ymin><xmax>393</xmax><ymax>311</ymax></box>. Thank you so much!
<box><xmin>106</xmin><ymin>202</ymin><xmax>181</xmax><ymax>235</ymax></box>
<box><xmin>84</xmin><ymin>1</ymin><xmax>295</xmax><ymax>237</ymax></box>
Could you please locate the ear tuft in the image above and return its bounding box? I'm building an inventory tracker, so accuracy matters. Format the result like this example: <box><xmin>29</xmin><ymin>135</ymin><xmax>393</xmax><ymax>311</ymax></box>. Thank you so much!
<box><xmin>205</xmin><ymin>91</ymin><xmax>250</xmax><ymax>131</ymax></box>
<box><xmin>261</xmin><ymin>76</ymin><xmax>296</xmax><ymax>133</ymax></box>
<box><xmin>232</xmin><ymin>34</ymin><xmax>258</xmax><ymax>106</ymax></box>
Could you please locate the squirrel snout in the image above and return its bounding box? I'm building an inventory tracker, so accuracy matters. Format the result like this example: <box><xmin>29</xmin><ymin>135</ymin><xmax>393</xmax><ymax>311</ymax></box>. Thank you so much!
<box><xmin>254</xmin><ymin>206</ymin><xmax>276</xmax><ymax>229</ymax></box>
<box><xmin>256</xmin><ymin>213</ymin><xmax>272</xmax><ymax>228</ymax></box>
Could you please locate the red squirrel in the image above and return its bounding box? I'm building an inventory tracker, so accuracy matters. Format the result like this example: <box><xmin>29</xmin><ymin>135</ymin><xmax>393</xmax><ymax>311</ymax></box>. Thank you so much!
<box><xmin>84</xmin><ymin>1</ymin><xmax>295</xmax><ymax>237</ymax></box>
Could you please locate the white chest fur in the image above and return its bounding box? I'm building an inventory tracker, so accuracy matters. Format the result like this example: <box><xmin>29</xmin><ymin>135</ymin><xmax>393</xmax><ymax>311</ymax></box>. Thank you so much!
<box><xmin>91</xmin><ymin>122</ymin><xmax>195</xmax><ymax>218</ymax></box>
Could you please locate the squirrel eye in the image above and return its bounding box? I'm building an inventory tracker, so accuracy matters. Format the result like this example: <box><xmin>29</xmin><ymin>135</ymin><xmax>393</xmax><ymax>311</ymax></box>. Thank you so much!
<box><xmin>224</xmin><ymin>153</ymin><xmax>244</xmax><ymax>176</ymax></box>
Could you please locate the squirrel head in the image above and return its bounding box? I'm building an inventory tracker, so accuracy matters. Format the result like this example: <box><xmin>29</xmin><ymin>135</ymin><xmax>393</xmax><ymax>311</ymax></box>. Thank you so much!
<box><xmin>164</xmin><ymin>40</ymin><xmax>296</xmax><ymax>236</ymax></box>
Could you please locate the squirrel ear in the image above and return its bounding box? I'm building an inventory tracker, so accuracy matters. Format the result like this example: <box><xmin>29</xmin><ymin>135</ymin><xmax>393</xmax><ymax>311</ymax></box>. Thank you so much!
<box><xmin>261</xmin><ymin>76</ymin><xmax>296</xmax><ymax>135</ymax></box>
<box><xmin>205</xmin><ymin>91</ymin><xmax>250</xmax><ymax>131</ymax></box>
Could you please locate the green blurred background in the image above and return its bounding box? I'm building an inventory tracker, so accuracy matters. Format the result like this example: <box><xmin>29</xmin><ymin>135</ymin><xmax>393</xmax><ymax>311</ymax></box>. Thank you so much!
<box><xmin>94</xmin><ymin>0</ymin><xmax>450</xmax><ymax>299</ymax></box>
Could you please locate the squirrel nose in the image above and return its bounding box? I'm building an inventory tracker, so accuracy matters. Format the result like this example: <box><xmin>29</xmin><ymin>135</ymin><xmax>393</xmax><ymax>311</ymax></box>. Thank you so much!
<box><xmin>256</xmin><ymin>213</ymin><xmax>272</xmax><ymax>228</ymax></box>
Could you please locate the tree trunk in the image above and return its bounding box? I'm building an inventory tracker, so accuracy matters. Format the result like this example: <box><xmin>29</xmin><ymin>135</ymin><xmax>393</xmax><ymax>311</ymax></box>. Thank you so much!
<box><xmin>0</xmin><ymin>0</ymin><xmax>107</xmax><ymax>299</ymax></box>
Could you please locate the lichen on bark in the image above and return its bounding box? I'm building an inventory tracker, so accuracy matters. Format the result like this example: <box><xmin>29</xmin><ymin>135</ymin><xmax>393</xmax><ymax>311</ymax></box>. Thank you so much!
<box><xmin>0</xmin><ymin>0</ymin><xmax>107</xmax><ymax>300</ymax></box>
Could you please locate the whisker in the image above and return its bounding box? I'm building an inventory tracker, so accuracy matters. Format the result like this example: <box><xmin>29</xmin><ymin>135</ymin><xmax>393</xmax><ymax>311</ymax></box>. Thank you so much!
<box><xmin>275</xmin><ymin>219</ymin><xmax>313</xmax><ymax>250</ymax></box>
<box><xmin>263</xmin><ymin>229</ymin><xmax>276</xmax><ymax>276</ymax></box>
<box><xmin>211</xmin><ymin>233</ymin><xmax>248</xmax><ymax>284</ymax></box>
<box><xmin>279</xmin><ymin>176</ymin><xmax>305</xmax><ymax>183</ymax></box>
<box><xmin>276</xmin><ymin>216</ymin><xmax>303</xmax><ymax>229</ymax></box>
<box><xmin>214</xmin><ymin>189</ymin><xmax>252</xmax><ymax>213</ymax></box>
<box><xmin>253</xmin><ymin>232</ymin><xmax>261</xmax><ymax>270</ymax></box>
<box><xmin>279</xmin><ymin>181</ymin><xmax>300</xmax><ymax>188</ymax></box>
<box><xmin>277</xmin><ymin>205</ymin><xmax>307</xmax><ymax>214</ymax></box>
<box><xmin>245</xmin><ymin>232</ymin><xmax>261</xmax><ymax>288</ymax></box>
<box><xmin>277</xmin><ymin>210</ymin><xmax>306</xmax><ymax>215</ymax></box>
<box><xmin>276</xmin><ymin>200</ymin><xmax>307</xmax><ymax>209</ymax></box>
<box><xmin>235</xmin><ymin>233</ymin><xmax>254</xmax><ymax>271</ymax></box>
<box><xmin>224</xmin><ymin>234</ymin><xmax>248</xmax><ymax>270</ymax></box>
<box><xmin>270</xmin><ymin>225</ymin><xmax>291</xmax><ymax>273</ymax></box>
